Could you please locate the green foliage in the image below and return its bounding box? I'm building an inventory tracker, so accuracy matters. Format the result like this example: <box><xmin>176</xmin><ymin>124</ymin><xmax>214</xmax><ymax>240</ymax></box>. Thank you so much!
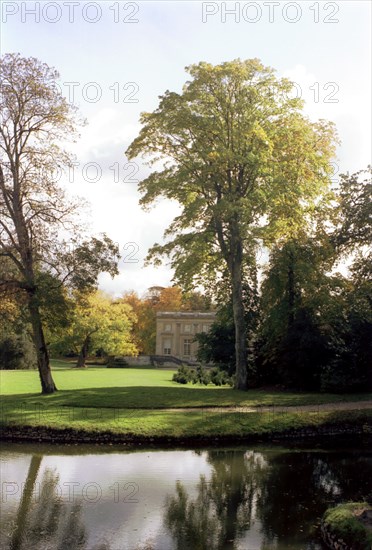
<box><xmin>209</xmin><ymin>367</ymin><xmax>233</xmax><ymax>387</ymax></box>
<box><xmin>0</xmin><ymin>291</ymin><xmax>37</xmax><ymax>370</ymax></box>
<box><xmin>196</xmin><ymin>276</ymin><xmax>259</xmax><ymax>375</ymax></box>
<box><xmin>0</xmin><ymin>54</ymin><xmax>122</xmax><ymax>393</ymax></box>
<box><xmin>0</xmin><ymin>332</ymin><xmax>36</xmax><ymax>370</ymax></box>
<box><xmin>196</xmin><ymin>322</ymin><xmax>235</xmax><ymax>373</ymax></box>
<box><xmin>63</xmin><ymin>235</ymin><xmax>120</xmax><ymax>293</ymax></box>
<box><xmin>126</xmin><ymin>58</ymin><xmax>338</xmax><ymax>389</ymax></box>
<box><xmin>0</xmin><ymin>337</ymin><xmax>24</xmax><ymax>370</ymax></box>
<box><xmin>321</xmin><ymin>316</ymin><xmax>372</xmax><ymax>393</ymax></box>
<box><xmin>172</xmin><ymin>366</ymin><xmax>193</xmax><ymax>384</ymax></box>
<box><xmin>49</xmin><ymin>290</ymin><xmax>137</xmax><ymax>362</ymax></box>
<box><xmin>274</xmin><ymin>307</ymin><xmax>331</xmax><ymax>390</ymax></box>
<box><xmin>323</xmin><ymin>502</ymin><xmax>372</xmax><ymax>550</ymax></box>
<box><xmin>172</xmin><ymin>365</ymin><xmax>233</xmax><ymax>386</ymax></box>
<box><xmin>335</xmin><ymin>167</ymin><xmax>372</xmax><ymax>250</ymax></box>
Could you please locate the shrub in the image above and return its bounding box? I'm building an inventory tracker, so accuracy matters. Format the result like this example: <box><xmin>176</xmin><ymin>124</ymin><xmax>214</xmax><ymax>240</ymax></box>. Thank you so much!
<box><xmin>195</xmin><ymin>365</ymin><xmax>210</xmax><ymax>385</ymax></box>
<box><xmin>322</xmin><ymin>502</ymin><xmax>372</xmax><ymax>550</ymax></box>
<box><xmin>0</xmin><ymin>332</ymin><xmax>36</xmax><ymax>370</ymax></box>
<box><xmin>172</xmin><ymin>365</ymin><xmax>210</xmax><ymax>385</ymax></box>
<box><xmin>172</xmin><ymin>365</ymin><xmax>192</xmax><ymax>384</ymax></box>
<box><xmin>0</xmin><ymin>337</ymin><xmax>23</xmax><ymax>370</ymax></box>
<box><xmin>172</xmin><ymin>365</ymin><xmax>234</xmax><ymax>386</ymax></box>
<box><xmin>209</xmin><ymin>367</ymin><xmax>232</xmax><ymax>386</ymax></box>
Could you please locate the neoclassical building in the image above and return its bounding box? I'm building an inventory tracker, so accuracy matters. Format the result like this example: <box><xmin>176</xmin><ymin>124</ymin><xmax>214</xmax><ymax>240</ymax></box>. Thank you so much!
<box><xmin>155</xmin><ymin>311</ymin><xmax>216</xmax><ymax>362</ymax></box>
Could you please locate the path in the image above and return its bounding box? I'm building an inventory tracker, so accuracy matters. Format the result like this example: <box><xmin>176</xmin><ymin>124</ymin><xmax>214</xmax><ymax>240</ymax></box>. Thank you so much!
<box><xmin>160</xmin><ymin>400</ymin><xmax>372</xmax><ymax>413</ymax></box>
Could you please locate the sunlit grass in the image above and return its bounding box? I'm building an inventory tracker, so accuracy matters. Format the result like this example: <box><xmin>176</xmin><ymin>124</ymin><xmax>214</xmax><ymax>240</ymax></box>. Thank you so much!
<box><xmin>1</xmin><ymin>361</ymin><xmax>371</xmax><ymax>408</ymax></box>
<box><xmin>1</xmin><ymin>362</ymin><xmax>371</xmax><ymax>439</ymax></box>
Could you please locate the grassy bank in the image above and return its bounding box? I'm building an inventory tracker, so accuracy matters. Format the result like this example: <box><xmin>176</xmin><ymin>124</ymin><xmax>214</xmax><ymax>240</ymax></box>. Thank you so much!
<box><xmin>1</xmin><ymin>365</ymin><xmax>371</xmax><ymax>442</ymax></box>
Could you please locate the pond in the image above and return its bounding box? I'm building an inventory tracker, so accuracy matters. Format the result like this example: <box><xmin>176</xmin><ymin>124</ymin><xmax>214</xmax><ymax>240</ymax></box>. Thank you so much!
<box><xmin>1</xmin><ymin>439</ymin><xmax>371</xmax><ymax>550</ymax></box>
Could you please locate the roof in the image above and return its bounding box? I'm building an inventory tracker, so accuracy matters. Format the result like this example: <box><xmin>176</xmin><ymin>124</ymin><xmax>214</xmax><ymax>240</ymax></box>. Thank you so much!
<box><xmin>156</xmin><ymin>311</ymin><xmax>217</xmax><ymax>318</ymax></box>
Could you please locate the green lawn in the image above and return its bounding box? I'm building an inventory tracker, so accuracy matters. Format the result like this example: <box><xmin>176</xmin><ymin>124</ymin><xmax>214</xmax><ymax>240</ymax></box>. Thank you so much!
<box><xmin>1</xmin><ymin>361</ymin><xmax>371</xmax><ymax>408</ymax></box>
<box><xmin>1</xmin><ymin>363</ymin><xmax>371</xmax><ymax>440</ymax></box>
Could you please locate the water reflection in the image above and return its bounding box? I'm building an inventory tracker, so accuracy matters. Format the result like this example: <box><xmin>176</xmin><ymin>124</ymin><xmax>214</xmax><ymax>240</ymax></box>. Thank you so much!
<box><xmin>0</xmin><ymin>442</ymin><xmax>371</xmax><ymax>550</ymax></box>
<box><xmin>8</xmin><ymin>456</ymin><xmax>88</xmax><ymax>550</ymax></box>
<box><xmin>164</xmin><ymin>447</ymin><xmax>371</xmax><ymax>550</ymax></box>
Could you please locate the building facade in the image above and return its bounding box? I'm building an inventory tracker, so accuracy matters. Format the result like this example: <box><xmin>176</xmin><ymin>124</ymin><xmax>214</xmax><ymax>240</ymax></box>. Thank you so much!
<box><xmin>155</xmin><ymin>311</ymin><xmax>216</xmax><ymax>362</ymax></box>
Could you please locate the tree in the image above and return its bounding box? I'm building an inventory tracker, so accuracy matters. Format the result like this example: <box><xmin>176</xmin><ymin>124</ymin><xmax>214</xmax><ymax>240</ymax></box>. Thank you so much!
<box><xmin>0</xmin><ymin>54</ymin><xmax>119</xmax><ymax>392</ymax></box>
<box><xmin>121</xmin><ymin>290</ymin><xmax>156</xmax><ymax>354</ymax></box>
<box><xmin>334</xmin><ymin>166</ymin><xmax>371</xmax><ymax>308</ymax></box>
<box><xmin>334</xmin><ymin>167</ymin><xmax>371</xmax><ymax>250</ymax></box>
<box><xmin>50</xmin><ymin>291</ymin><xmax>137</xmax><ymax>367</ymax></box>
<box><xmin>126</xmin><ymin>59</ymin><xmax>337</xmax><ymax>389</ymax></box>
<box><xmin>0</xmin><ymin>263</ymin><xmax>35</xmax><ymax>370</ymax></box>
<box><xmin>196</xmin><ymin>275</ymin><xmax>259</xmax><ymax>378</ymax></box>
<box><xmin>257</xmin><ymin>237</ymin><xmax>340</xmax><ymax>389</ymax></box>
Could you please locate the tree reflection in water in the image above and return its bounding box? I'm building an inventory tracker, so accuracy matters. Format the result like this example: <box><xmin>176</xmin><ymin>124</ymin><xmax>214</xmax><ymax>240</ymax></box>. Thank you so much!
<box><xmin>7</xmin><ymin>456</ymin><xmax>108</xmax><ymax>550</ymax></box>
<box><xmin>4</xmin><ymin>446</ymin><xmax>371</xmax><ymax>550</ymax></box>
<box><xmin>165</xmin><ymin>450</ymin><xmax>270</xmax><ymax>549</ymax></box>
<box><xmin>164</xmin><ymin>448</ymin><xmax>372</xmax><ymax>550</ymax></box>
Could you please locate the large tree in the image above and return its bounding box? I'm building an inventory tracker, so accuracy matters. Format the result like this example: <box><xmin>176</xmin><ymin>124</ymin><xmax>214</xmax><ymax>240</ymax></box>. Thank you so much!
<box><xmin>126</xmin><ymin>59</ymin><xmax>338</xmax><ymax>389</ymax></box>
<box><xmin>50</xmin><ymin>291</ymin><xmax>137</xmax><ymax>367</ymax></box>
<box><xmin>0</xmin><ymin>54</ymin><xmax>119</xmax><ymax>393</ymax></box>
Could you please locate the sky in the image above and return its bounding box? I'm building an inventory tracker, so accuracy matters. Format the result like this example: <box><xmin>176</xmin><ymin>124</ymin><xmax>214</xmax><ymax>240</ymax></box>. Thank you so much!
<box><xmin>1</xmin><ymin>0</ymin><xmax>371</xmax><ymax>296</ymax></box>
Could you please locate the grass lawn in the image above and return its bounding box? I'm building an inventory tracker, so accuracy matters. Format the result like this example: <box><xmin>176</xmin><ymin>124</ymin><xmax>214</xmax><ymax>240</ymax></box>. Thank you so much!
<box><xmin>1</xmin><ymin>362</ymin><xmax>371</xmax><ymax>440</ymax></box>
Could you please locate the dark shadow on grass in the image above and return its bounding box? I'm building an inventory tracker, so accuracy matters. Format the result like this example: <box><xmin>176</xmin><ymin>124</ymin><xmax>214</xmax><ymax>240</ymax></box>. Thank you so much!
<box><xmin>2</xmin><ymin>386</ymin><xmax>372</xmax><ymax>415</ymax></box>
<box><xmin>1</xmin><ymin>385</ymin><xmax>246</xmax><ymax>410</ymax></box>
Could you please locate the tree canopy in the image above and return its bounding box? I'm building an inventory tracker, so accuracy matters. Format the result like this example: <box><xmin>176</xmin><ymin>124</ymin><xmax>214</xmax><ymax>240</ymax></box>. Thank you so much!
<box><xmin>126</xmin><ymin>58</ymin><xmax>338</xmax><ymax>389</ymax></box>
<box><xmin>50</xmin><ymin>291</ymin><xmax>137</xmax><ymax>367</ymax></box>
<box><xmin>0</xmin><ymin>54</ymin><xmax>119</xmax><ymax>392</ymax></box>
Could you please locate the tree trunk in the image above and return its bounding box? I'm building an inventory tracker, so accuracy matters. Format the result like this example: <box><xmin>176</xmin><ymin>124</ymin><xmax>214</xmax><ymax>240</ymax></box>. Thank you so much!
<box><xmin>231</xmin><ymin>260</ymin><xmax>248</xmax><ymax>390</ymax></box>
<box><xmin>76</xmin><ymin>335</ymin><xmax>91</xmax><ymax>368</ymax></box>
<box><xmin>28</xmin><ymin>291</ymin><xmax>57</xmax><ymax>394</ymax></box>
<box><xmin>287</xmin><ymin>248</ymin><xmax>295</xmax><ymax>327</ymax></box>
<box><xmin>229</xmin><ymin>218</ymin><xmax>248</xmax><ymax>390</ymax></box>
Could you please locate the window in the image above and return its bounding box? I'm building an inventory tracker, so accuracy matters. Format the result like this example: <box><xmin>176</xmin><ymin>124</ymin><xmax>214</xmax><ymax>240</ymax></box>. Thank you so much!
<box><xmin>164</xmin><ymin>323</ymin><xmax>172</xmax><ymax>332</ymax></box>
<box><xmin>184</xmin><ymin>324</ymin><xmax>191</xmax><ymax>333</ymax></box>
<box><xmin>183</xmin><ymin>339</ymin><xmax>193</xmax><ymax>356</ymax></box>
<box><xmin>163</xmin><ymin>338</ymin><xmax>171</xmax><ymax>355</ymax></box>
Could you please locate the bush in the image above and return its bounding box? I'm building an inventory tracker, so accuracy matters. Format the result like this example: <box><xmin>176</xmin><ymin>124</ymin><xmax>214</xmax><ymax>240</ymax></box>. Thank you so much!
<box><xmin>0</xmin><ymin>332</ymin><xmax>36</xmax><ymax>370</ymax></box>
<box><xmin>322</xmin><ymin>502</ymin><xmax>372</xmax><ymax>550</ymax></box>
<box><xmin>172</xmin><ymin>365</ymin><xmax>233</xmax><ymax>386</ymax></box>
<box><xmin>0</xmin><ymin>337</ymin><xmax>23</xmax><ymax>369</ymax></box>
<box><xmin>195</xmin><ymin>365</ymin><xmax>210</xmax><ymax>385</ymax></box>
<box><xmin>321</xmin><ymin>318</ymin><xmax>372</xmax><ymax>392</ymax></box>
<box><xmin>209</xmin><ymin>367</ymin><xmax>233</xmax><ymax>386</ymax></box>
<box><xmin>172</xmin><ymin>365</ymin><xmax>211</xmax><ymax>385</ymax></box>
<box><xmin>172</xmin><ymin>365</ymin><xmax>192</xmax><ymax>384</ymax></box>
